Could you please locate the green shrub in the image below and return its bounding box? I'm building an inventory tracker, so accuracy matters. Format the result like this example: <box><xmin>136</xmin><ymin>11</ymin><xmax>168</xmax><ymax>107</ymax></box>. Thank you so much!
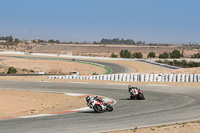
<box><xmin>111</xmin><ymin>52</ymin><xmax>118</xmax><ymax>58</ymax></box>
<box><xmin>148</xmin><ymin>52</ymin><xmax>156</xmax><ymax>58</ymax></box>
<box><xmin>159</xmin><ymin>52</ymin><xmax>169</xmax><ymax>59</ymax></box>
<box><xmin>7</xmin><ymin>67</ymin><xmax>17</xmax><ymax>74</ymax></box>
<box><xmin>29</xmin><ymin>70</ymin><xmax>35</xmax><ymax>73</ymax></box>
<box><xmin>170</xmin><ymin>50</ymin><xmax>183</xmax><ymax>58</ymax></box>
<box><xmin>132</xmin><ymin>52</ymin><xmax>143</xmax><ymax>58</ymax></box>
<box><xmin>191</xmin><ymin>53</ymin><xmax>200</xmax><ymax>58</ymax></box>
<box><xmin>120</xmin><ymin>49</ymin><xmax>132</xmax><ymax>58</ymax></box>
<box><xmin>155</xmin><ymin>60</ymin><xmax>200</xmax><ymax>68</ymax></box>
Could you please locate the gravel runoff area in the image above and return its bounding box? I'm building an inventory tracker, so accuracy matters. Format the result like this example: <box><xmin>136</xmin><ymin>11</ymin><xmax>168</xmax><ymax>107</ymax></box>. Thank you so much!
<box><xmin>0</xmin><ymin>89</ymin><xmax>86</xmax><ymax>118</ymax></box>
<box><xmin>1</xmin><ymin>56</ymin><xmax>200</xmax><ymax>132</ymax></box>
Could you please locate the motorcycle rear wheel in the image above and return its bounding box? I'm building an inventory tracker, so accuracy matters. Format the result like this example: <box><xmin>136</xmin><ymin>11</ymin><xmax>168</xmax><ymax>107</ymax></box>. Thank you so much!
<box><xmin>137</xmin><ymin>93</ymin><xmax>145</xmax><ymax>100</ymax></box>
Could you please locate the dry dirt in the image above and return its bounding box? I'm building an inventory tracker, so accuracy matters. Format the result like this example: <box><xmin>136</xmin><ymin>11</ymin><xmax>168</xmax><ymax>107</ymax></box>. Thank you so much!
<box><xmin>31</xmin><ymin>44</ymin><xmax>200</xmax><ymax>58</ymax></box>
<box><xmin>109</xmin><ymin>121</ymin><xmax>200</xmax><ymax>133</ymax></box>
<box><xmin>0</xmin><ymin>56</ymin><xmax>106</xmax><ymax>75</ymax></box>
<box><xmin>0</xmin><ymin>89</ymin><xmax>86</xmax><ymax>118</ymax></box>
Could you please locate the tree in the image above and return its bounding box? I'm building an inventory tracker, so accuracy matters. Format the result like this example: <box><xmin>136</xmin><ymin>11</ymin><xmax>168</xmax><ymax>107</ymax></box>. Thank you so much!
<box><xmin>119</xmin><ymin>49</ymin><xmax>132</xmax><ymax>58</ymax></box>
<box><xmin>132</xmin><ymin>52</ymin><xmax>143</xmax><ymax>58</ymax></box>
<box><xmin>170</xmin><ymin>50</ymin><xmax>182</xmax><ymax>58</ymax></box>
<box><xmin>191</xmin><ymin>53</ymin><xmax>200</xmax><ymax>58</ymax></box>
<box><xmin>148</xmin><ymin>52</ymin><xmax>156</xmax><ymax>58</ymax></box>
<box><xmin>100</xmin><ymin>38</ymin><xmax>136</xmax><ymax>45</ymax></box>
<box><xmin>120</xmin><ymin>49</ymin><xmax>124</xmax><ymax>58</ymax></box>
<box><xmin>7</xmin><ymin>67</ymin><xmax>17</xmax><ymax>74</ymax></box>
<box><xmin>14</xmin><ymin>38</ymin><xmax>20</xmax><ymax>43</ymax></box>
<box><xmin>32</xmin><ymin>40</ymin><xmax>36</xmax><ymax>43</ymax></box>
<box><xmin>48</xmin><ymin>39</ymin><xmax>55</xmax><ymax>43</ymax></box>
<box><xmin>124</xmin><ymin>49</ymin><xmax>132</xmax><ymax>58</ymax></box>
<box><xmin>111</xmin><ymin>52</ymin><xmax>118</xmax><ymax>58</ymax></box>
<box><xmin>55</xmin><ymin>40</ymin><xmax>60</xmax><ymax>44</ymax></box>
<box><xmin>159</xmin><ymin>52</ymin><xmax>169</xmax><ymax>59</ymax></box>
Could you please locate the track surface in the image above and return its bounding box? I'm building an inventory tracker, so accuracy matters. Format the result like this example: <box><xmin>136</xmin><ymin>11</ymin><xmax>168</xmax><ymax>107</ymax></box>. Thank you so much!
<box><xmin>0</xmin><ymin>81</ymin><xmax>200</xmax><ymax>133</ymax></box>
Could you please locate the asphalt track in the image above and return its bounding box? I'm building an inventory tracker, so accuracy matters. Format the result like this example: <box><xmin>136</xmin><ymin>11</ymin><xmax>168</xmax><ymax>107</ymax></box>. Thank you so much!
<box><xmin>0</xmin><ymin>81</ymin><xmax>200</xmax><ymax>133</ymax></box>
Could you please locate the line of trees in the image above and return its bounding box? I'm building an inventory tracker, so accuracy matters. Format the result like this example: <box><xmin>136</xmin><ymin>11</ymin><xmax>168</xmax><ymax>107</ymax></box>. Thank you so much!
<box><xmin>147</xmin><ymin>50</ymin><xmax>184</xmax><ymax>59</ymax></box>
<box><xmin>0</xmin><ymin>36</ymin><xmax>13</xmax><ymax>42</ymax></box>
<box><xmin>100</xmin><ymin>38</ymin><xmax>145</xmax><ymax>45</ymax></box>
<box><xmin>118</xmin><ymin>49</ymin><xmax>143</xmax><ymax>58</ymax></box>
<box><xmin>0</xmin><ymin>36</ymin><xmax>20</xmax><ymax>45</ymax></box>
<box><xmin>191</xmin><ymin>53</ymin><xmax>200</xmax><ymax>58</ymax></box>
<box><xmin>111</xmin><ymin>50</ymin><xmax>185</xmax><ymax>59</ymax></box>
<box><xmin>156</xmin><ymin>60</ymin><xmax>200</xmax><ymax>68</ymax></box>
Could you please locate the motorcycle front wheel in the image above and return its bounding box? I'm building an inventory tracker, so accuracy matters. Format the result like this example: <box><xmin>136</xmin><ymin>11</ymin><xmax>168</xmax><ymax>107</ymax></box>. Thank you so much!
<box><xmin>93</xmin><ymin>105</ymin><xmax>105</xmax><ymax>113</ymax></box>
<box><xmin>106</xmin><ymin>104</ymin><xmax>113</xmax><ymax>112</ymax></box>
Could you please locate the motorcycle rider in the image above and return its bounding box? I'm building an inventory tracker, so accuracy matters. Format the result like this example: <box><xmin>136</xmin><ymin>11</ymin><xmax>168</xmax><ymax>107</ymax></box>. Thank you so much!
<box><xmin>86</xmin><ymin>96</ymin><xmax>94</xmax><ymax>108</ymax></box>
<box><xmin>93</xmin><ymin>72</ymin><xmax>98</xmax><ymax>75</ymax></box>
<box><xmin>128</xmin><ymin>85</ymin><xmax>139</xmax><ymax>97</ymax></box>
<box><xmin>86</xmin><ymin>96</ymin><xmax>105</xmax><ymax>108</ymax></box>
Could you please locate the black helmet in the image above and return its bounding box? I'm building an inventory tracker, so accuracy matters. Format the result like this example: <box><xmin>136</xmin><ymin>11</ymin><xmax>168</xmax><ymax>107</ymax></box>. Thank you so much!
<box><xmin>86</xmin><ymin>96</ymin><xmax>91</xmax><ymax>101</ymax></box>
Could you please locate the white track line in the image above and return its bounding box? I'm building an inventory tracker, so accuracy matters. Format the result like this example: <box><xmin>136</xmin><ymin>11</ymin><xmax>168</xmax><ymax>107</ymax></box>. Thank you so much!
<box><xmin>69</xmin><ymin>82</ymin><xmax>88</xmax><ymax>84</ymax></box>
<box><xmin>148</xmin><ymin>84</ymin><xmax>169</xmax><ymax>86</ymax></box>
<box><xmin>64</xmin><ymin>93</ymin><xmax>88</xmax><ymax>96</ymax></box>
<box><xmin>107</xmin><ymin>83</ymin><xmax>129</xmax><ymax>85</ymax></box>
<box><xmin>18</xmin><ymin>114</ymin><xmax>56</xmax><ymax>118</ymax></box>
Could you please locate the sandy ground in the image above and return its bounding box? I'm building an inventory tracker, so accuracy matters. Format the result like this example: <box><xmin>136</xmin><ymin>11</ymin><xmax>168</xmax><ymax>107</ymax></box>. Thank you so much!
<box><xmin>0</xmin><ymin>56</ymin><xmax>106</xmax><ymax>75</ymax></box>
<box><xmin>31</xmin><ymin>44</ymin><xmax>200</xmax><ymax>58</ymax></box>
<box><xmin>0</xmin><ymin>89</ymin><xmax>86</xmax><ymax>118</ymax></box>
<box><xmin>109</xmin><ymin>121</ymin><xmax>200</xmax><ymax>133</ymax></box>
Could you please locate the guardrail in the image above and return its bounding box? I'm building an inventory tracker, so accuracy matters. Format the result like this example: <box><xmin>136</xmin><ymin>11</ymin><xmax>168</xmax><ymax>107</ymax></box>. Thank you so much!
<box><xmin>48</xmin><ymin>73</ymin><xmax>200</xmax><ymax>82</ymax></box>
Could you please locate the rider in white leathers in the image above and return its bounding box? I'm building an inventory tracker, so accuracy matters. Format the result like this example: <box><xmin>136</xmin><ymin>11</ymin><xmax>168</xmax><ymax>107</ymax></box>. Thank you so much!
<box><xmin>128</xmin><ymin>85</ymin><xmax>139</xmax><ymax>96</ymax></box>
<box><xmin>86</xmin><ymin>96</ymin><xmax>105</xmax><ymax>108</ymax></box>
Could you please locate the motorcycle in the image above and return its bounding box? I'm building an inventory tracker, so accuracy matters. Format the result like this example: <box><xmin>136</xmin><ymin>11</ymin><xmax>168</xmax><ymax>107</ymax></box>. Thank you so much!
<box><xmin>129</xmin><ymin>88</ymin><xmax>145</xmax><ymax>100</ymax></box>
<box><xmin>86</xmin><ymin>97</ymin><xmax>113</xmax><ymax>113</ymax></box>
<box><xmin>92</xmin><ymin>72</ymin><xmax>98</xmax><ymax>75</ymax></box>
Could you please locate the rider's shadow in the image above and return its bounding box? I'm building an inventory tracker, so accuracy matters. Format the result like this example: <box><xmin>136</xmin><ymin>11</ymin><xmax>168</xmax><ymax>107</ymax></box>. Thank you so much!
<box><xmin>119</xmin><ymin>98</ymin><xmax>132</xmax><ymax>100</ymax></box>
<box><xmin>80</xmin><ymin>111</ymin><xmax>97</xmax><ymax>113</ymax></box>
<box><xmin>119</xmin><ymin>98</ymin><xmax>143</xmax><ymax>100</ymax></box>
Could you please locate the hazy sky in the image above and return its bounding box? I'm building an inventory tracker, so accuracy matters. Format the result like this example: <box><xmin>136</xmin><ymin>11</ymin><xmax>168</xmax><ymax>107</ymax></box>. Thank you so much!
<box><xmin>0</xmin><ymin>0</ymin><xmax>199</xmax><ymax>44</ymax></box>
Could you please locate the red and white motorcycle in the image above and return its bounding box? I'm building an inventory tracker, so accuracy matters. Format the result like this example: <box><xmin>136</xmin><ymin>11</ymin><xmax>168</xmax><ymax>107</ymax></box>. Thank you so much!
<box><xmin>86</xmin><ymin>96</ymin><xmax>113</xmax><ymax>113</ymax></box>
<box><xmin>129</xmin><ymin>87</ymin><xmax>145</xmax><ymax>100</ymax></box>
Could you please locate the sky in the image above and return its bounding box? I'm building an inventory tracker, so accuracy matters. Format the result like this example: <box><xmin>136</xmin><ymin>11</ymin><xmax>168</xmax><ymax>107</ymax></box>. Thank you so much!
<box><xmin>0</xmin><ymin>0</ymin><xmax>200</xmax><ymax>44</ymax></box>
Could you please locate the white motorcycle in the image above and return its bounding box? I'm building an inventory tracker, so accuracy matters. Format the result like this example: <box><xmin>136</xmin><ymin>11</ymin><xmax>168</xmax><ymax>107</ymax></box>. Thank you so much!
<box><xmin>86</xmin><ymin>96</ymin><xmax>113</xmax><ymax>113</ymax></box>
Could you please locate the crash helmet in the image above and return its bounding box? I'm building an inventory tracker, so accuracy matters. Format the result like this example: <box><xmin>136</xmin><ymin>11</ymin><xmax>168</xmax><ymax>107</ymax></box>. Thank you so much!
<box><xmin>128</xmin><ymin>85</ymin><xmax>134</xmax><ymax>88</ymax></box>
<box><xmin>86</xmin><ymin>96</ymin><xmax>92</xmax><ymax>101</ymax></box>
